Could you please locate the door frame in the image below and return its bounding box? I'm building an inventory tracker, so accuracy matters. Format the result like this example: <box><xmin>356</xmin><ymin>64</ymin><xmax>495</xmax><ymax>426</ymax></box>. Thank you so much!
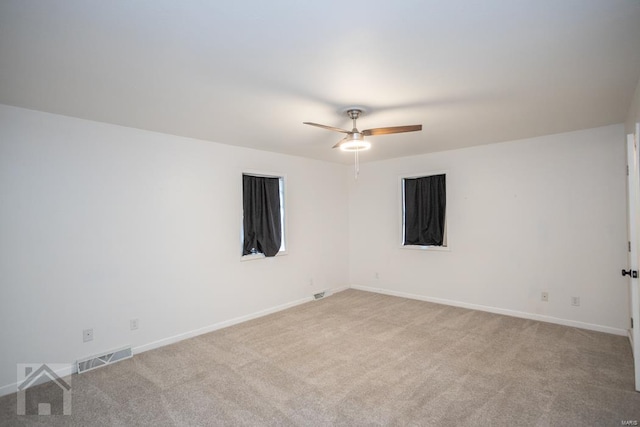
<box><xmin>627</xmin><ymin>125</ymin><xmax>640</xmax><ymax>392</ymax></box>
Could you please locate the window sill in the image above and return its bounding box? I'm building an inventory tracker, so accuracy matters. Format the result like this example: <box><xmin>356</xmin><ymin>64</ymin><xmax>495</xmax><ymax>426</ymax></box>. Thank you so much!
<box><xmin>240</xmin><ymin>251</ymin><xmax>288</xmax><ymax>262</ymax></box>
<box><xmin>400</xmin><ymin>245</ymin><xmax>450</xmax><ymax>252</ymax></box>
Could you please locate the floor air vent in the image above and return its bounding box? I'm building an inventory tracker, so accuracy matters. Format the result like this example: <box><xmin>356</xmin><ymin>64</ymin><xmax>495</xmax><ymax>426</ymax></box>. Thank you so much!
<box><xmin>313</xmin><ymin>291</ymin><xmax>326</xmax><ymax>300</ymax></box>
<box><xmin>77</xmin><ymin>346</ymin><xmax>132</xmax><ymax>374</ymax></box>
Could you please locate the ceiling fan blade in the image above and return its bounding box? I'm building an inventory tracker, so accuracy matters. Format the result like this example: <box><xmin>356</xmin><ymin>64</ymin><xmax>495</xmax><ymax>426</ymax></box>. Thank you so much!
<box><xmin>362</xmin><ymin>125</ymin><xmax>422</xmax><ymax>136</ymax></box>
<box><xmin>332</xmin><ymin>137</ymin><xmax>348</xmax><ymax>149</ymax></box>
<box><xmin>303</xmin><ymin>122</ymin><xmax>350</xmax><ymax>134</ymax></box>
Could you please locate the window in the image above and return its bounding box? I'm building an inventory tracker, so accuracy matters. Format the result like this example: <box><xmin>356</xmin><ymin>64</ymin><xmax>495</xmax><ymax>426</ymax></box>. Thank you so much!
<box><xmin>241</xmin><ymin>173</ymin><xmax>286</xmax><ymax>259</ymax></box>
<box><xmin>401</xmin><ymin>173</ymin><xmax>447</xmax><ymax>249</ymax></box>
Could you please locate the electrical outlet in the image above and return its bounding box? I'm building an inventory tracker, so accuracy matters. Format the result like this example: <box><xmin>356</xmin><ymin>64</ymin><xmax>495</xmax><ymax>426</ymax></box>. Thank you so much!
<box><xmin>571</xmin><ymin>297</ymin><xmax>580</xmax><ymax>307</ymax></box>
<box><xmin>541</xmin><ymin>292</ymin><xmax>549</xmax><ymax>302</ymax></box>
<box><xmin>130</xmin><ymin>319</ymin><xmax>139</xmax><ymax>330</ymax></box>
<box><xmin>374</xmin><ymin>272</ymin><xmax>379</xmax><ymax>280</ymax></box>
<box><xmin>83</xmin><ymin>328</ymin><xmax>93</xmax><ymax>343</ymax></box>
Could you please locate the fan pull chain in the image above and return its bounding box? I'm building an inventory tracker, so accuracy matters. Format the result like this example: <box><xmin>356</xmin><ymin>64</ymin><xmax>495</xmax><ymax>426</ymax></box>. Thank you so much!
<box><xmin>354</xmin><ymin>146</ymin><xmax>359</xmax><ymax>179</ymax></box>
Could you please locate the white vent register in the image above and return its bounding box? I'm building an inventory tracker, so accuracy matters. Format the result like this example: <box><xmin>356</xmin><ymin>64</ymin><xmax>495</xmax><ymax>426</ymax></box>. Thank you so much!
<box><xmin>77</xmin><ymin>346</ymin><xmax>132</xmax><ymax>374</ymax></box>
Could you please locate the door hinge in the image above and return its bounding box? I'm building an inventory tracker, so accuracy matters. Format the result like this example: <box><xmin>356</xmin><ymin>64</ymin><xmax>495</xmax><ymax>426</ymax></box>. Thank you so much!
<box><xmin>629</xmin><ymin>241</ymin><xmax>632</xmax><ymax>252</ymax></box>
<box><xmin>628</xmin><ymin>165</ymin><xmax>630</xmax><ymax>176</ymax></box>
<box><xmin>632</xmin><ymin>317</ymin><xmax>634</xmax><ymax>329</ymax></box>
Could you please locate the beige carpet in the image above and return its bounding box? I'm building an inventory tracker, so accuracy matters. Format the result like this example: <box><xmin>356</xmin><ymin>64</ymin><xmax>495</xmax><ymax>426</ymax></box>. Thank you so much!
<box><xmin>1</xmin><ymin>289</ymin><xmax>639</xmax><ymax>426</ymax></box>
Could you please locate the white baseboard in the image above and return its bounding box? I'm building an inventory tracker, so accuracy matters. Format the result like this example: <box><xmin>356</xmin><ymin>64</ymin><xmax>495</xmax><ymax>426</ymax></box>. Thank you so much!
<box><xmin>0</xmin><ymin>381</ymin><xmax>15</xmax><ymax>397</ymax></box>
<box><xmin>134</xmin><ymin>297</ymin><xmax>312</xmax><ymax>355</ymax></box>
<box><xmin>327</xmin><ymin>285</ymin><xmax>350</xmax><ymax>295</ymax></box>
<box><xmin>350</xmin><ymin>284</ymin><xmax>628</xmax><ymax>336</ymax></box>
<box><xmin>0</xmin><ymin>364</ymin><xmax>76</xmax><ymax>398</ymax></box>
<box><xmin>133</xmin><ymin>286</ymin><xmax>349</xmax><ymax>355</ymax></box>
<box><xmin>0</xmin><ymin>287</ymin><xmax>350</xmax><ymax>398</ymax></box>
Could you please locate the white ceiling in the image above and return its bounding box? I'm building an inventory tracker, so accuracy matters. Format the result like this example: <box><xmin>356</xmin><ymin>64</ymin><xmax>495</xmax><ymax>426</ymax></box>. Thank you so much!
<box><xmin>1</xmin><ymin>0</ymin><xmax>640</xmax><ymax>164</ymax></box>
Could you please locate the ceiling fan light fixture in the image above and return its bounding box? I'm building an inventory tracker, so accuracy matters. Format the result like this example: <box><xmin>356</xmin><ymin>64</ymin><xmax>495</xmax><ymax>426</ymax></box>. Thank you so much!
<box><xmin>339</xmin><ymin>133</ymin><xmax>371</xmax><ymax>152</ymax></box>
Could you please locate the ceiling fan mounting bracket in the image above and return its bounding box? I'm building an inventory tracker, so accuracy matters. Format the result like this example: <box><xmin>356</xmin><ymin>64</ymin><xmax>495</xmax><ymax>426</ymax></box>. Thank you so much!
<box><xmin>347</xmin><ymin>109</ymin><xmax>362</xmax><ymax>121</ymax></box>
<box><xmin>339</xmin><ymin>105</ymin><xmax>368</xmax><ymax>117</ymax></box>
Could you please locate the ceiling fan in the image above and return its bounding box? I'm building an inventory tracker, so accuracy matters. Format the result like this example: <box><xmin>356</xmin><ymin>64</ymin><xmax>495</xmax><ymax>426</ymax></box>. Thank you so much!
<box><xmin>303</xmin><ymin>108</ymin><xmax>422</xmax><ymax>151</ymax></box>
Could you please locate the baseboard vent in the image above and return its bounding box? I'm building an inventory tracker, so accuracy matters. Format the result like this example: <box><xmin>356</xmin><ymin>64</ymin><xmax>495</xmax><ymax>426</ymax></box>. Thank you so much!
<box><xmin>77</xmin><ymin>346</ymin><xmax>132</xmax><ymax>374</ymax></box>
<box><xmin>313</xmin><ymin>291</ymin><xmax>326</xmax><ymax>300</ymax></box>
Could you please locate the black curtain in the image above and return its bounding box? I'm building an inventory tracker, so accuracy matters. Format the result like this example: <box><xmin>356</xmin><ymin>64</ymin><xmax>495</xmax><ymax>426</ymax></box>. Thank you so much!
<box><xmin>243</xmin><ymin>175</ymin><xmax>282</xmax><ymax>257</ymax></box>
<box><xmin>404</xmin><ymin>174</ymin><xmax>446</xmax><ymax>246</ymax></box>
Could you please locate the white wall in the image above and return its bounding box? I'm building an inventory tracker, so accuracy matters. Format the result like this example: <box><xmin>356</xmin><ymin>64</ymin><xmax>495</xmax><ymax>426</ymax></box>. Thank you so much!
<box><xmin>0</xmin><ymin>105</ymin><xmax>350</xmax><ymax>392</ymax></box>
<box><xmin>349</xmin><ymin>125</ymin><xmax>629</xmax><ymax>333</ymax></box>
